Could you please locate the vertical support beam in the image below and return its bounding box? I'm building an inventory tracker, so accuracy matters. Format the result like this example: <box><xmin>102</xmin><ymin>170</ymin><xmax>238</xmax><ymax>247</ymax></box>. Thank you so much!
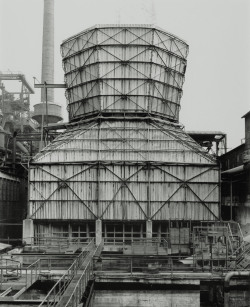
<box><xmin>157</xmin><ymin>223</ymin><xmax>161</xmax><ymax>239</ymax></box>
<box><xmin>140</xmin><ymin>223</ymin><xmax>143</xmax><ymax>238</ymax></box>
<box><xmin>68</xmin><ymin>224</ymin><xmax>72</xmax><ymax>243</ymax></box>
<box><xmin>146</xmin><ymin>220</ymin><xmax>152</xmax><ymax>238</ymax></box>
<box><xmin>97</xmin><ymin>162</ymin><xmax>100</xmax><ymax>217</ymax></box>
<box><xmin>147</xmin><ymin>162</ymin><xmax>151</xmax><ymax>218</ymax></box>
<box><xmin>12</xmin><ymin>132</ymin><xmax>16</xmax><ymax>167</ymax></box>
<box><xmin>20</xmin><ymin>83</ymin><xmax>24</xmax><ymax>133</ymax></box>
<box><xmin>23</xmin><ymin>219</ymin><xmax>34</xmax><ymax>245</ymax></box>
<box><xmin>230</xmin><ymin>179</ymin><xmax>233</xmax><ymax>221</ymax></box>
<box><xmin>219</xmin><ymin>162</ymin><xmax>222</xmax><ymax>221</ymax></box>
<box><xmin>95</xmin><ymin>219</ymin><xmax>102</xmax><ymax>245</ymax></box>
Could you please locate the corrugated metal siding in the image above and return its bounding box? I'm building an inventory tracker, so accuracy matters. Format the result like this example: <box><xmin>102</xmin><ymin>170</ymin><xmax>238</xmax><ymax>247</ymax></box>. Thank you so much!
<box><xmin>0</xmin><ymin>172</ymin><xmax>27</xmax><ymax>239</ymax></box>
<box><xmin>0</xmin><ymin>172</ymin><xmax>26</xmax><ymax>220</ymax></box>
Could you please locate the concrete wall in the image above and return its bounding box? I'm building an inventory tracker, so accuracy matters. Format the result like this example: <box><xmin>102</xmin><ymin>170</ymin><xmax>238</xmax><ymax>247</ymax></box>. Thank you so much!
<box><xmin>229</xmin><ymin>290</ymin><xmax>250</xmax><ymax>307</ymax></box>
<box><xmin>93</xmin><ymin>290</ymin><xmax>199</xmax><ymax>307</ymax></box>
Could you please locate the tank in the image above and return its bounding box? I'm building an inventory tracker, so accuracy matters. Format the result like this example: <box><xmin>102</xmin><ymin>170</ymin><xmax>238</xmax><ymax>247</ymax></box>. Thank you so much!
<box><xmin>32</xmin><ymin>103</ymin><xmax>63</xmax><ymax>125</ymax></box>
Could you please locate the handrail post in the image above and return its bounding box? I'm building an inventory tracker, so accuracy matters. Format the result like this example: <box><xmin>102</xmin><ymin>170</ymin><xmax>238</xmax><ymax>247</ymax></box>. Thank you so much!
<box><xmin>25</xmin><ymin>269</ymin><xmax>27</xmax><ymax>288</ymax></box>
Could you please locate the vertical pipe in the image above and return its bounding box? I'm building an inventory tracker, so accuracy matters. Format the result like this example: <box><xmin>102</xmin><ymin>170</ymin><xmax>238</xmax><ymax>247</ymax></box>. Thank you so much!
<box><xmin>20</xmin><ymin>83</ymin><xmax>24</xmax><ymax>133</ymax></box>
<box><xmin>41</xmin><ymin>0</ymin><xmax>54</xmax><ymax>103</ymax></box>
<box><xmin>12</xmin><ymin>133</ymin><xmax>16</xmax><ymax>167</ymax></box>
<box><xmin>230</xmin><ymin>180</ymin><xmax>233</xmax><ymax>221</ymax></box>
<box><xmin>45</xmin><ymin>82</ymin><xmax>48</xmax><ymax>127</ymax></box>
<box><xmin>219</xmin><ymin>162</ymin><xmax>222</xmax><ymax>221</ymax></box>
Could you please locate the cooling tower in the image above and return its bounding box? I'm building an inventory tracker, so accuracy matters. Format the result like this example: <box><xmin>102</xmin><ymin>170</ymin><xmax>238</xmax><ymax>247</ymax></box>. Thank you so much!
<box><xmin>62</xmin><ymin>25</ymin><xmax>187</xmax><ymax>122</ymax></box>
<box><xmin>26</xmin><ymin>26</ymin><xmax>219</xmax><ymax>252</ymax></box>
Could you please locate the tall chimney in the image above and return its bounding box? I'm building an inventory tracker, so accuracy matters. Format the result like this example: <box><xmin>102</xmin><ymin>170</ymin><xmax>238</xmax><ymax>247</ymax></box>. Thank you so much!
<box><xmin>32</xmin><ymin>0</ymin><xmax>62</xmax><ymax>125</ymax></box>
<box><xmin>41</xmin><ymin>0</ymin><xmax>54</xmax><ymax>103</ymax></box>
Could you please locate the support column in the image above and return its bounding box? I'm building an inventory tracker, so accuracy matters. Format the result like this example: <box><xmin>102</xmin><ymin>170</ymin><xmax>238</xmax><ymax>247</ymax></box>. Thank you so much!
<box><xmin>23</xmin><ymin>219</ymin><xmax>34</xmax><ymax>245</ymax></box>
<box><xmin>146</xmin><ymin>220</ymin><xmax>152</xmax><ymax>238</ymax></box>
<box><xmin>95</xmin><ymin>219</ymin><xmax>102</xmax><ymax>245</ymax></box>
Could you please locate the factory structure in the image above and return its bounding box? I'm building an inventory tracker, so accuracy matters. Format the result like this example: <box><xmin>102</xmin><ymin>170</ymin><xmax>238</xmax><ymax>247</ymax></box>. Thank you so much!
<box><xmin>24</xmin><ymin>24</ymin><xmax>223</xmax><ymax>248</ymax></box>
<box><xmin>0</xmin><ymin>1</ymin><xmax>250</xmax><ymax>306</ymax></box>
<box><xmin>220</xmin><ymin>112</ymin><xmax>250</xmax><ymax>235</ymax></box>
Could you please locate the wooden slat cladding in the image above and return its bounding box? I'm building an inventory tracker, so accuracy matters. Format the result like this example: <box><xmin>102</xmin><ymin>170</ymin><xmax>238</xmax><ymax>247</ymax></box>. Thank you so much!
<box><xmin>29</xmin><ymin>25</ymin><xmax>219</xmax><ymax>228</ymax></box>
<box><xmin>61</xmin><ymin>25</ymin><xmax>188</xmax><ymax>122</ymax></box>
<box><xmin>29</xmin><ymin>161</ymin><xmax>219</xmax><ymax>221</ymax></box>
<box><xmin>34</xmin><ymin>120</ymin><xmax>215</xmax><ymax>164</ymax></box>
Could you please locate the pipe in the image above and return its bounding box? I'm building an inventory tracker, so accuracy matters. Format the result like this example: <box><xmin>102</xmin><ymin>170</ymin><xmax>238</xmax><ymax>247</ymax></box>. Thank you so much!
<box><xmin>224</xmin><ymin>271</ymin><xmax>250</xmax><ymax>307</ymax></box>
<box><xmin>16</xmin><ymin>141</ymin><xmax>29</xmax><ymax>155</ymax></box>
<box><xmin>221</xmin><ymin>165</ymin><xmax>244</xmax><ymax>175</ymax></box>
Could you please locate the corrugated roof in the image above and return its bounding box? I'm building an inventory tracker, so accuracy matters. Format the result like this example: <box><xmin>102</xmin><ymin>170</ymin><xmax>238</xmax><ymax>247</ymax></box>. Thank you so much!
<box><xmin>33</xmin><ymin>118</ymin><xmax>216</xmax><ymax>164</ymax></box>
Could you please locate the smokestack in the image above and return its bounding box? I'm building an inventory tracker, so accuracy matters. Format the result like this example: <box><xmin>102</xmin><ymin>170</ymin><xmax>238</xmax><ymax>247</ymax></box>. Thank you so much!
<box><xmin>41</xmin><ymin>0</ymin><xmax>54</xmax><ymax>103</ymax></box>
<box><xmin>32</xmin><ymin>0</ymin><xmax>62</xmax><ymax>125</ymax></box>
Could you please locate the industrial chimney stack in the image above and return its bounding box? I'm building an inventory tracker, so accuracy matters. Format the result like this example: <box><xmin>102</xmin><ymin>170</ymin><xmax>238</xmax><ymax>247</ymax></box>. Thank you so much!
<box><xmin>41</xmin><ymin>0</ymin><xmax>54</xmax><ymax>103</ymax></box>
<box><xmin>32</xmin><ymin>0</ymin><xmax>62</xmax><ymax>125</ymax></box>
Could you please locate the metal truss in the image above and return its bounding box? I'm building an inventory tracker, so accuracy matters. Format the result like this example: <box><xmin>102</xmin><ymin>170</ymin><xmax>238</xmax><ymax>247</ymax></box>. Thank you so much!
<box><xmin>29</xmin><ymin>160</ymin><xmax>219</xmax><ymax>221</ymax></box>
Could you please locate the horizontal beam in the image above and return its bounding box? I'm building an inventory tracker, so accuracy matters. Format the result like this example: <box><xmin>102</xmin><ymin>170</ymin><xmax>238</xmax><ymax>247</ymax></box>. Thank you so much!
<box><xmin>30</xmin><ymin>161</ymin><xmax>218</xmax><ymax>166</ymax></box>
<box><xmin>34</xmin><ymin>83</ymin><xmax>67</xmax><ymax>89</ymax></box>
<box><xmin>0</xmin><ymin>73</ymin><xmax>34</xmax><ymax>93</ymax></box>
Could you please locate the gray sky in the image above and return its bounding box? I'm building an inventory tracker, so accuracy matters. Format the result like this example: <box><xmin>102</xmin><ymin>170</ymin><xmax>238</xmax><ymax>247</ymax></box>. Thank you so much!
<box><xmin>0</xmin><ymin>0</ymin><xmax>249</xmax><ymax>150</ymax></box>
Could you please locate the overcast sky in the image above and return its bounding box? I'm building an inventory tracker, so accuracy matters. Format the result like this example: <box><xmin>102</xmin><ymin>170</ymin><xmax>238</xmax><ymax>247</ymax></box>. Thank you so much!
<box><xmin>0</xmin><ymin>0</ymin><xmax>249</xmax><ymax>150</ymax></box>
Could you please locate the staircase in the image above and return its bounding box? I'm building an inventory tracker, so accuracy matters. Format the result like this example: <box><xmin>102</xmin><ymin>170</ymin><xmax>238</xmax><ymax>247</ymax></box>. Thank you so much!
<box><xmin>227</xmin><ymin>222</ymin><xmax>243</xmax><ymax>255</ymax></box>
<box><xmin>225</xmin><ymin>222</ymin><xmax>250</xmax><ymax>270</ymax></box>
<box><xmin>235</xmin><ymin>242</ymin><xmax>250</xmax><ymax>270</ymax></box>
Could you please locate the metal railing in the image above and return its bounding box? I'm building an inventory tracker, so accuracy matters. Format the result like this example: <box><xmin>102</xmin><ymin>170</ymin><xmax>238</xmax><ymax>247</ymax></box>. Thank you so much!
<box><xmin>20</xmin><ymin>235</ymin><xmax>93</xmax><ymax>253</ymax></box>
<box><xmin>38</xmin><ymin>239</ymin><xmax>94</xmax><ymax>307</ymax></box>
<box><xmin>103</xmin><ymin>237</ymin><xmax>168</xmax><ymax>246</ymax></box>
<box><xmin>64</xmin><ymin>260</ymin><xmax>92</xmax><ymax>307</ymax></box>
<box><xmin>93</xmin><ymin>254</ymin><xmax>245</xmax><ymax>275</ymax></box>
<box><xmin>25</xmin><ymin>259</ymin><xmax>41</xmax><ymax>288</ymax></box>
<box><xmin>32</xmin><ymin>236</ymin><xmax>93</xmax><ymax>252</ymax></box>
<box><xmin>0</xmin><ymin>258</ymin><xmax>41</xmax><ymax>289</ymax></box>
<box><xmin>0</xmin><ymin>258</ymin><xmax>22</xmax><ymax>288</ymax></box>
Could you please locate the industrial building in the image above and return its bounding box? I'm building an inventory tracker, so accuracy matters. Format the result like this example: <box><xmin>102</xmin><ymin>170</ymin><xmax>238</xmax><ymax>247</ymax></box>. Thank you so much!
<box><xmin>0</xmin><ymin>1</ymin><xmax>249</xmax><ymax>306</ymax></box>
<box><xmin>220</xmin><ymin>111</ymin><xmax>250</xmax><ymax>234</ymax></box>
<box><xmin>24</xmin><ymin>24</ymin><xmax>222</xmax><ymax>248</ymax></box>
<box><xmin>16</xmin><ymin>24</ymin><xmax>248</xmax><ymax>307</ymax></box>
<box><xmin>0</xmin><ymin>73</ymin><xmax>35</xmax><ymax>240</ymax></box>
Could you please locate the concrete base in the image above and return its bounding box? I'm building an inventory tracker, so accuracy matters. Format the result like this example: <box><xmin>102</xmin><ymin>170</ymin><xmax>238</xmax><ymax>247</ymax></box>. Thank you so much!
<box><xmin>93</xmin><ymin>290</ymin><xmax>199</xmax><ymax>307</ymax></box>
<box><xmin>22</xmin><ymin>219</ymin><xmax>34</xmax><ymax>245</ymax></box>
<box><xmin>96</xmin><ymin>219</ymin><xmax>102</xmax><ymax>245</ymax></box>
